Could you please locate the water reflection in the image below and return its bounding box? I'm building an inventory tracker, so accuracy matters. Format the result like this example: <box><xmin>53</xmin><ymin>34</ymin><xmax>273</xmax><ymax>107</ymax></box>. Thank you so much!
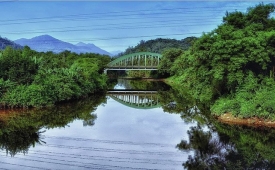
<box><xmin>107</xmin><ymin>79</ymin><xmax>169</xmax><ymax>109</ymax></box>
<box><xmin>177</xmin><ymin>122</ymin><xmax>275</xmax><ymax>169</ymax></box>
<box><xmin>115</xmin><ymin>78</ymin><xmax>170</xmax><ymax>90</ymax></box>
<box><xmin>2</xmin><ymin>80</ymin><xmax>275</xmax><ymax>169</ymax></box>
<box><xmin>164</xmin><ymin>86</ymin><xmax>275</xmax><ymax>169</ymax></box>
<box><xmin>0</xmin><ymin>94</ymin><xmax>106</xmax><ymax>156</ymax></box>
<box><xmin>158</xmin><ymin>88</ymin><xmax>210</xmax><ymax>125</ymax></box>
<box><xmin>108</xmin><ymin>91</ymin><xmax>160</xmax><ymax>109</ymax></box>
<box><xmin>212</xmin><ymin>123</ymin><xmax>275</xmax><ymax>169</ymax></box>
<box><xmin>0</xmin><ymin>126</ymin><xmax>44</xmax><ymax>157</ymax></box>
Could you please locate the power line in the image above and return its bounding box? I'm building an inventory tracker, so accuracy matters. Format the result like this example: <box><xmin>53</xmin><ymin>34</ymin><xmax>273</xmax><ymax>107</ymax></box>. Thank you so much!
<box><xmin>1</xmin><ymin>11</ymin><xmax>216</xmax><ymax>23</ymax></box>
<box><xmin>42</xmin><ymin>135</ymin><xmax>174</xmax><ymax>147</ymax></box>
<box><xmin>0</xmin><ymin>154</ymin><xmax>168</xmax><ymax>170</ymax></box>
<box><xmin>0</xmin><ymin>160</ymin><xmax>51</xmax><ymax>170</ymax></box>
<box><xmin>0</xmin><ymin>3</ymin><xmax>248</xmax><ymax>46</ymax></box>
<box><xmin>0</xmin><ymin>168</ymin><xmax>11</xmax><ymax>170</ymax></box>
<box><xmin>0</xmin><ymin>0</ymin><xmax>16</xmax><ymax>3</ymax></box>
<box><xmin>0</xmin><ymin>154</ymin><xmax>106</xmax><ymax>170</ymax></box>
<box><xmin>24</xmin><ymin>150</ymin><xmax>183</xmax><ymax>164</ymax></box>
<box><xmin>1</xmin><ymin>23</ymin><xmax>217</xmax><ymax>35</ymax></box>
<box><xmin>0</xmin><ymin>5</ymin><xmax>249</xmax><ymax>26</ymax></box>
<box><xmin>1</xmin><ymin>19</ymin><xmax>220</xmax><ymax>32</ymax></box>
<box><xmin>0</xmin><ymin>151</ymin><xmax>178</xmax><ymax>167</ymax></box>
<box><xmin>0</xmin><ymin>14</ymin><xmax>222</xmax><ymax>26</ymax></box>
<box><xmin>8</xmin><ymin>32</ymin><xmax>202</xmax><ymax>51</ymax></box>
<box><xmin>43</xmin><ymin>143</ymin><xmax>182</xmax><ymax>156</ymax></box>
<box><xmin>11</xmin><ymin>33</ymin><xmax>203</xmax><ymax>43</ymax></box>
<box><xmin>0</xmin><ymin>4</ymin><xmax>246</xmax><ymax>51</ymax></box>
<box><xmin>0</xmin><ymin>5</ymin><xmax>248</xmax><ymax>23</ymax></box>
<box><xmin>1</xmin><ymin>19</ymin><xmax>221</xmax><ymax>34</ymax></box>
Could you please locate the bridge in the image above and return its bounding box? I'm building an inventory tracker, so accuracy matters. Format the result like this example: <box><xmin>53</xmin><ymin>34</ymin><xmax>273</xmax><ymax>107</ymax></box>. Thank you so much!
<box><xmin>107</xmin><ymin>90</ymin><xmax>160</xmax><ymax>109</ymax></box>
<box><xmin>105</xmin><ymin>52</ymin><xmax>162</xmax><ymax>72</ymax></box>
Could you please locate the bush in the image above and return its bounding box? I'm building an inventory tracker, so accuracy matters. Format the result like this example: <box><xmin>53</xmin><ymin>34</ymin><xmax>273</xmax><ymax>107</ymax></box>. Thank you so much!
<box><xmin>211</xmin><ymin>76</ymin><xmax>275</xmax><ymax>119</ymax></box>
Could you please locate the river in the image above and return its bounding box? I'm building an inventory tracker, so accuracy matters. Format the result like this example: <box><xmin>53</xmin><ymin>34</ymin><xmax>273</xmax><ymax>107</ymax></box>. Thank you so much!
<box><xmin>1</xmin><ymin>79</ymin><xmax>275</xmax><ymax>169</ymax></box>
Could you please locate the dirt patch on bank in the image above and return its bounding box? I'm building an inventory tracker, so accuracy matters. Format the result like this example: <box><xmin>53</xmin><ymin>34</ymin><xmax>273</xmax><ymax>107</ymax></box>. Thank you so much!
<box><xmin>217</xmin><ymin>113</ymin><xmax>275</xmax><ymax>128</ymax></box>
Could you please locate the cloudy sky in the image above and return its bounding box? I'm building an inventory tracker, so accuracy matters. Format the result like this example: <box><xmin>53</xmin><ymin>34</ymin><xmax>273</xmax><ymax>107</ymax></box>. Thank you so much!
<box><xmin>0</xmin><ymin>1</ymin><xmax>274</xmax><ymax>52</ymax></box>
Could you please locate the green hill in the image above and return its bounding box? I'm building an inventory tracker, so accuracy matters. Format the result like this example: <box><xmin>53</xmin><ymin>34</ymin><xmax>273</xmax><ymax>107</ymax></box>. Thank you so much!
<box><xmin>117</xmin><ymin>37</ymin><xmax>197</xmax><ymax>56</ymax></box>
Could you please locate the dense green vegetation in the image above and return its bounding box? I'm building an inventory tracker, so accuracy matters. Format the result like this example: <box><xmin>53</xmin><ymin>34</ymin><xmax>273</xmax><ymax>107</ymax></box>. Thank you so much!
<box><xmin>116</xmin><ymin>37</ymin><xmax>197</xmax><ymax>57</ymax></box>
<box><xmin>163</xmin><ymin>3</ymin><xmax>275</xmax><ymax>119</ymax></box>
<box><xmin>0</xmin><ymin>46</ymin><xmax>110</xmax><ymax>108</ymax></box>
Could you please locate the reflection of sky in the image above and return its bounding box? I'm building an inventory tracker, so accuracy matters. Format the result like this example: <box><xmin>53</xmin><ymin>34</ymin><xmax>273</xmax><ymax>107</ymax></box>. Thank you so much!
<box><xmin>114</xmin><ymin>84</ymin><xmax>125</xmax><ymax>90</ymax></box>
<box><xmin>0</xmin><ymin>97</ymin><xmax>196</xmax><ymax>170</ymax></box>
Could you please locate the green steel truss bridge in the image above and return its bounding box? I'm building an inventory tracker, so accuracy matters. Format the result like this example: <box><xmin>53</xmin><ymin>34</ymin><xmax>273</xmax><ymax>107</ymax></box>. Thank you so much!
<box><xmin>107</xmin><ymin>90</ymin><xmax>160</xmax><ymax>109</ymax></box>
<box><xmin>105</xmin><ymin>52</ymin><xmax>162</xmax><ymax>72</ymax></box>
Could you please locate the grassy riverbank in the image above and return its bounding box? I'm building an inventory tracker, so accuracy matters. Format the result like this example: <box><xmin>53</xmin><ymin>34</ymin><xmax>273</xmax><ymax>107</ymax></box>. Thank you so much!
<box><xmin>166</xmin><ymin>77</ymin><xmax>275</xmax><ymax>127</ymax></box>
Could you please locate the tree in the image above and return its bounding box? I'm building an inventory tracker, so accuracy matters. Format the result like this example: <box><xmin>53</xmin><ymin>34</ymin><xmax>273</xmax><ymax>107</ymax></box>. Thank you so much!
<box><xmin>116</xmin><ymin>37</ymin><xmax>197</xmax><ymax>57</ymax></box>
<box><xmin>168</xmin><ymin>3</ymin><xmax>275</xmax><ymax>118</ymax></box>
<box><xmin>0</xmin><ymin>46</ymin><xmax>38</xmax><ymax>84</ymax></box>
<box><xmin>158</xmin><ymin>48</ymin><xmax>184</xmax><ymax>76</ymax></box>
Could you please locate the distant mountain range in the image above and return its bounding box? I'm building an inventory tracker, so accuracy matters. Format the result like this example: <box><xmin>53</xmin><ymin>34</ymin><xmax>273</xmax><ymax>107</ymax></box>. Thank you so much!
<box><xmin>14</xmin><ymin>35</ymin><xmax>112</xmax><ymax>56</ymax></box>
<box><xmin>0</xmin><ymin>36</ymin><xmax>22</xmax><ymax>50</ymax></box>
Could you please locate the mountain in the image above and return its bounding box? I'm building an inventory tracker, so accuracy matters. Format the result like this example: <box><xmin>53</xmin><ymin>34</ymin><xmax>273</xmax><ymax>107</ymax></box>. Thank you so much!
<box><xmin>75</xmin><ymin>42</ymin><xmax>110</xmax><ymax>55</ymax></box>
<box><xmin>14</xmin><ymin>35</ymin><xmax>111</xmax><ymax>55</ymax></box>
<box><xmin>15</xmin><ymin>35</ymin><xmax>76</xmax><ymax>53</ymax></box>
<box><xmin>0</xmin><ymin>36</ymin><xmax>22</xmax><ymax>50</ymax></box>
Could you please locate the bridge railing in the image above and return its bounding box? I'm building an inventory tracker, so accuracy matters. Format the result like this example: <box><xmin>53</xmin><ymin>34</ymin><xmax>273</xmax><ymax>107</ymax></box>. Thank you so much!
<box><xmin>106</xmin><ymin>52</ymin><xmax>162</xmax><ymax>70</ymax></box>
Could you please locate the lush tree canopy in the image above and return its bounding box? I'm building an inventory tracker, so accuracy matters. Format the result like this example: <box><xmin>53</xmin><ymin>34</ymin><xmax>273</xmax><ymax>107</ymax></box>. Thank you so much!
<box><xmin>0</xmin><ymin>47</ymin><xmax>111</xmax><ymax>108</ymax></box>
<box><xmin>116</xmin><ymin>37</ymin><xmax>197</xmax><ymax>57</ymax></box>
<box><xmin>166</xmin><ymin>3</ymin><xmax>275</xmax><ymax>118</ymax></box>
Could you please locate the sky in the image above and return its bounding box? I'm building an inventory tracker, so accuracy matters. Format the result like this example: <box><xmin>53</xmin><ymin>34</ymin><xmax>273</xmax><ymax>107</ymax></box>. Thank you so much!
<box><xmin>0</xmin><ymin>1</ymin><xmax>274</xmax><ymax>53</ymax></box>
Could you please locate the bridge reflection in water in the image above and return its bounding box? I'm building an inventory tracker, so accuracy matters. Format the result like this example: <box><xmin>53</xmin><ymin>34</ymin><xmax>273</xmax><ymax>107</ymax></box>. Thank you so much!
<box><xmin>107</xmin><ymin>90</ymin><xmax>160</xmax><ymax>109</ymax></box>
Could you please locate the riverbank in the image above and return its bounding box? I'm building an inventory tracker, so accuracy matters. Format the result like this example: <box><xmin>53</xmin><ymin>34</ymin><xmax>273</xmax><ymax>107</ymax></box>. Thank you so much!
<box><xmin>217</xmin><ymin>113</ymin><xmax>275</xmax><ymax>128</ymax></box>
<box><xmin>165</xmin><ymin>78</ymin><xmax>275</xmax><ymax>128</ymax></box>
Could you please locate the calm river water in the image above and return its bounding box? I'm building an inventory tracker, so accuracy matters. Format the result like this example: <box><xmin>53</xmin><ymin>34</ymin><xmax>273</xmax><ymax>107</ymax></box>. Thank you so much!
<box><xmin>1</xmin><ymin>79</ymin><xmax>275</xmax><ymax>170</ymax></box>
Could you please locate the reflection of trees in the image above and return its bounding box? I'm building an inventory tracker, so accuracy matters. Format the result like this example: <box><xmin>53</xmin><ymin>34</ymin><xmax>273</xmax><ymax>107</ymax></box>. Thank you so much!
<box><xmin>166</xmin><ymin>84</ymin><xmax>275</xmax><ymax>169</ymax></box>
<box><xmin>128</xmin><ymin>80</ymin><xmax>170</xmax><ymax>90</ymax></box>
<box><xmin>107</xmin><ymin>79</ymin><xmax>118</xmax><ymax>89</ymax></box>
<box><xmin>158</xmin><ymin>88</ymin><xmax>210</xmax><ymax>125</ymax></box>
<box><xmin>116</xmin><ymin>79</ymin><xmax>170</xmax><ymax>90</ymax></box>
<box><xmin>176</xmin><ymin>113</ymin><xmax>275</xmax><ymax>169</ymax></box>
<box><xmin>0</xmin><ymin>94</ymin><xmax>106</xmax><ymax>156</ymax></box>
<box><xmin>213</xmin><ymin>122</ymin><xmax>275</xmax><ymax>169</ymax></box>
<box><xmin>0</xmin><ymin>127</ymin><xmax>45</xmax><ymax>157</ymax></box>
<box><xmin>177</xmin><ymin>125</ymin><xmax>232</xmax><ymax>169</ymax></box>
